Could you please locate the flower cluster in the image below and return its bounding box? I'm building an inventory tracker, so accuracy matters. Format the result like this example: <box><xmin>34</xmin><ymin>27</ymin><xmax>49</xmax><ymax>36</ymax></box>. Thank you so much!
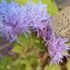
<box><xmin>0</xmin><ymin>0</ymin><xmax>70</xmax><ymax>64</ymax></box>
<box><xmin>0</xmin><ymin>0</ymin><xmax>30</xmax><ymax>42</ymax></box>
<box><xmin>24</xmin><ymin>1</ymin><xmax>52</xmax><ymax>39</ymax></box>
<box><xmin>0</xmin><ymin>0</ymin><xmax>51</xmax><ymax>42</ymax></box>
<box><xmin>45</xmin><ymin>36</ymin><xmax>70</xmax><ymax>64</ymax></box>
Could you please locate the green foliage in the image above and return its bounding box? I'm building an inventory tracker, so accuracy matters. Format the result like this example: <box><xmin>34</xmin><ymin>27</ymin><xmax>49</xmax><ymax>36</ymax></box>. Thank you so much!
<box><xmin>14</xmin><ymin>0</ymin><xmax>27</xmax><ymax>5</ymax></box>
<box><xmin>12</xmin><ymin>33</ymin><xmax>31</xmax><ymax>53</ymax></box>
<box><xmin>42</xmin><ymin>0</ymin><xmax>58</xmax><ymax>15</ymax></box>
<box><xmin>12</xmin><ymin>32</ymin><xmax>46</xmax><ymax>53</ymax></box>
<box><xmin>33</xmin><ymin>37</ymin><xmax>46</xmax><ymax>52</ymax></box>
<box><xmin>8</xmin><ymin>54</ymin><xmax>39</xmax><ymax>70</ymax></box>
<box><xmin>0</xmin><ymin>56</ymin><xmax>12</xmax><ymax>70</ymax></box>
<box><xmin>18</xmin><ymin>33</ymin><xmax>31</xmax><ymax>46</ymax></box>
<box><xmin>44</xmin><ymin>64</ymin><xmax>60</xmax><ymax>70</ymax></box>
<box><xmin>12</xmin><ymin>41</ymin><xmax>23</xmax><ymax>53</ymax></box>
<box><xmin>65</xmin><ymin>40</ymin><xmax>70</xmax><ymax>44</ymax></box>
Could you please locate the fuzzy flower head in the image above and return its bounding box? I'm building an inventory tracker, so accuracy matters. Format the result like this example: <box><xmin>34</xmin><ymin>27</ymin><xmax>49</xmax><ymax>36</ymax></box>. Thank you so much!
<box><xmin>0</xmin><ymin>0</ymin><xmax>30</xmax><ymax>42</ymax></box>
<box><xmin>46</xmin><ymin>36</ymin><xmax>70</xmax><ymax>64</ymax></box>
<box><xmin>24</xmin><ymin>1</ymin><xmax>52</xmax><ymax>39</ymax></box>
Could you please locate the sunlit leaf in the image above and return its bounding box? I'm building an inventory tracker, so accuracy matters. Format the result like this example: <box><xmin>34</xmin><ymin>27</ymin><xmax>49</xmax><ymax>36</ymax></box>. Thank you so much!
<box><xmin>44</xmin><ymin>64</ymin><xmax>60</xmax><ymax>70</ymax></box>
<box><xmin>42</xmin><ymin>0</ymin><xmax>58</xmax><ymax>15</ymax></box>
<box><xmin>12</xmin><ymin>42</ymin><xmax>23</xmax><ymax>53</ymax></box>
<box><xmin>14</xmin><ymin>0</ymin><xmax>27</xmax><ymax>5</ymax></box>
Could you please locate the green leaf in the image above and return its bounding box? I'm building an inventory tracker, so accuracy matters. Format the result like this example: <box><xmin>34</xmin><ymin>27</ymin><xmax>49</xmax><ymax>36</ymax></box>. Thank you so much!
<box><xmin>12</xmin><ymin>33</ymin><xmax>31</xmax><ymax>53</ymax></box>
<box><xmin>12</xmin><ymin>42</ymin><xmax>23</xmax><ymax>53</ymax></box>
<box><xmin>65</xmin><ymin>41</ymin><xmax>70</xmax><ymax>44</ymax></box>
<box><xmin>42</xmin><ymin>0</ymin><xmax>58</xmax><ymax>15</ymax></box>
<box><xmin>33</xmin><ymin>37</ymin><xmax>46</xmax><ymax>51</ymax></box>
<box><xmin>14</xmin><ymin>0</ymin><xmax>27</xmax><ymax>5</ymax></box>
<box><xmin>18</xmin><ymin>33</ymin><xmax>30</xmax><ymax>46</ymax></box>
<box><xmin>26</xmin><ymin>65</ymin><xmax>32</xmax><ymax>70</ymax></box>
<box><xmin>44</xmin><ymin>64</ymin><xmax>60</xmax><ymax>70</ymax></box>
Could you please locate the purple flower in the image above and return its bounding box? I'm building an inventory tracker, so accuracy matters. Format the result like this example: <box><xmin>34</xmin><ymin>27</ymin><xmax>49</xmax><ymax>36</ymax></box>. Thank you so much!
<box><xmin>45</xmin><ymin>36</ymin><xmax>70</xmax><ymax>64</ymax></box>
<box><xmin>0</xmin><ymin>0</ymin><xmax>53</xmax><ymax>57</ymax></box>
<box><xmin>0</xmin><ymin>0</ymin><xmax>30</xmax><ymax>42</ymax></box>
<box><xmin>0</xmin><ymin>0</ymin><xmax>52</xmax><ymax>42</ymax></box>
<box><xmin>24</xmin><ymin>1</ymin><xmax>52</xmax><ymax>39</ymax></box>
<box><xmin>40</xmin><ymin>23</ymin><xmax>52</xmax><ymax>40</ymax></box>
